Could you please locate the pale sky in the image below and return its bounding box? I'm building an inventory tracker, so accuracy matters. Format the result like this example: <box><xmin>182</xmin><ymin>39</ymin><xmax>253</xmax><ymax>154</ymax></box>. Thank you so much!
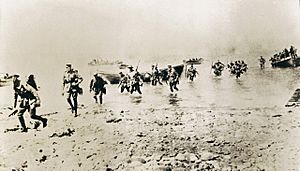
<box><xmin>0</xmin><ymin>0</ymin><xmax>299</xmax><ymax>73</ymax></box>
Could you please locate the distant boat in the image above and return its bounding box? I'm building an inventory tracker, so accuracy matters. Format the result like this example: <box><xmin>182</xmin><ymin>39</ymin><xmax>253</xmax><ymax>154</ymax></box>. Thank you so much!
<box><xmin>0</xmin><ymin>74</ymin><xmax>14</xmax><ymax>87</ymax></box>
<box><xmin>271</xmin><ymin>56</ymin><xmax>300</xmax><ymax>68</ymax></box>
<box><xmin>183</xmin><ymin>58</ymin><xmax>204</xmax><ymax>65</ymax></box>
<box><xmin>99</xmin><ymin>64</ymin><xmax>185</xmax><ymax>84</ymax></box>
<box><xmin>88</xmin><ymin>59</ymin><xmax>123</xmax><ymax>66</ymax></box>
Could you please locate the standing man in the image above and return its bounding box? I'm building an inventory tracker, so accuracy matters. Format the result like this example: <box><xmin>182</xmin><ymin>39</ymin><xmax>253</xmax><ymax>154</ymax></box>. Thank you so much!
<box><xmin>118</xmin><ymin>72</ymin><xmax>130</xmax><ymax>93</ymax></box>
<box><xmin>187</xmin><ymin>64</ymin><xmax>198</xmax><ymax>81</ymax></box>
<box><xmin>167</xmin><ymin>65</ymin><xmax>179</xmax><ymax>92</ymax></box>
<box><xmin>90</xmin><ymin>73</ymin><xmax>107</xmax><ymax>104</ymax></box>
<box><xmin>62</xmin><ymin>64</ymin><xmax>83</xmax><ymax>117</ymax></box>
<box><xmin>259</xmin><ymin>56</ymin><xmax>266</xmax><ymax>69</ymax></box>
<box><xmin>14</xmin><ymin>80</ymin><xmax>47</xmax><ymax>133</ymax></box>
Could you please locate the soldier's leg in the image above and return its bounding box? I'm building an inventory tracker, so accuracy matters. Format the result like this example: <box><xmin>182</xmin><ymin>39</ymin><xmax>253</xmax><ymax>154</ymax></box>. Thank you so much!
<box><xmin>121</xmin><ymin>86</ymin><xmax>125</xmax><ymax>93</ymax></box>
<box><xmin>126</xmin><ymin>84</ymin><xmax>130</xmax><ymax>92</ymax></box>
<box><xmin>66</xmin><ymin>93</ymin><xmax>74</xmax><ymax>111</ymax></box>
<box><xmin>130</xmin><ymin>84</ymin><xmax>135</xmax><ymax>94</ymax></box>
<box><xmin>30</xmin><ymin>107</ymin><xmax>48</xmax><ymax>128</ymax></box>
<box><xmin>94</xmin><ymin>91</ymin><xmax>99</xmax><ymax>103</ymax></box>
<box><xmin>14</xmin><ymin>93</ymin><xmax>18</xmax><ymax>108</ymax></box>
<box><xmin>137</xmin><ymin>85</ymin><xmax>142</xmax><ymax>94</ymax></box>
<box><xmin>72</xmin><ymin>93</ymin><xmax>78</xmax><ymax>116</ymax></box>
<box><xmin>99</xmin><ymin>91</ymin><xmax>103</xmax><ymax>104</ymax></box>
<box><xmin>17</xmin><ymin>108</ymin><xmax>28</xmax><ymax>132</ymax></box>
<box><xmin>169</xmin><ymin>82</ymin><xmax>174</xmax><ymax>92</ymax></box>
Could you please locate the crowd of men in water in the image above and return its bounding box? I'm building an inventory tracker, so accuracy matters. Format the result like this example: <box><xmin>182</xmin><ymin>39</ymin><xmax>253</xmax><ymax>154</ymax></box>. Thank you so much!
<box><xmin>210</xmin><ymin>60</ymin><xmax>248</xmax><ymax>79</ymax></box>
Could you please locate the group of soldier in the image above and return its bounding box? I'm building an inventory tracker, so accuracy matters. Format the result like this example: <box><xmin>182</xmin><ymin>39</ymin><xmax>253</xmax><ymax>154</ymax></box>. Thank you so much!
<box><xmin>227</xmin><ymin>60</ymin><xmax>248</xmax><ymax>79</ymax></box>
<box><xmin>269</xmin><ymin>46</ymin><xmax>298</xmax><ymax>65</ymax></box>
<box><xmin>10</xmin><ymin>63</ymin><xmax>109</xmax><ymax>133</ymax></box>
<box><xmin>118</xmin><ymin>64</ymin><xmax>181</xmax><ymax>94</ymax></box>
<box><xmin>11</xmin><ymin>74</ymin><xmax>47</xmax><ymax>132</ymax></box>
<box><xmin>210</xmin><ymin>60</ymin><xmax>248</xmax><ymax>79</ymax></box>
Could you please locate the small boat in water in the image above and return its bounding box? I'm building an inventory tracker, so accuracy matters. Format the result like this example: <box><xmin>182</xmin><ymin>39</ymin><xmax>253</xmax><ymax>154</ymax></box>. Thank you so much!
<box><xmin>88</xmin><ymin>58</ymin><xmax>123</xmax><ymax>66</ymax></box>
<box><xmin>0</xmin><ymin>73</ymin><xmax>14</xmax><ymax>87</ymax></box>
<box><xmin>183</xmin><ymin>58</ymin><xmax>204</xmax><ymax>65</ymax></box>
<box><xmin>271</xmin><ymin>56</ymin><xmax>300</xmax><ymax>68</ymax></box>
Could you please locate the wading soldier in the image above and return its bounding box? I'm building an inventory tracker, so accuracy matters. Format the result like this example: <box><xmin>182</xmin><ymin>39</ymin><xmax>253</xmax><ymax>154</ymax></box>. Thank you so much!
<box><xmin>167</xmin><ymin>65</ymin><xmax>179</xmax><ymax>92</ymax></box>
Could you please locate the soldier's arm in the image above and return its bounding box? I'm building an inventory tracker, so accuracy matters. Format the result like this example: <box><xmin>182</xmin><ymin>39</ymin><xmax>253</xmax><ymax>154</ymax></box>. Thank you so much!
<box><xmin>90</xmin><ymin>79</ymin><xmax>94</xmax><ymax>91</ymax></box>
<box><xmin>77</xmin><ymin>74</ymin><xmax>84</xmax><ymax>84</ymax></box>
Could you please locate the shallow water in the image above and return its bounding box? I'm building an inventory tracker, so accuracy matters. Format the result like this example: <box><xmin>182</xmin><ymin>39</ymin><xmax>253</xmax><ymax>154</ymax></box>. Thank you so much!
<box><xmin>1</xmin><ymin>60</ymin><xmax>300</xmax><ymax>114</ymax></box>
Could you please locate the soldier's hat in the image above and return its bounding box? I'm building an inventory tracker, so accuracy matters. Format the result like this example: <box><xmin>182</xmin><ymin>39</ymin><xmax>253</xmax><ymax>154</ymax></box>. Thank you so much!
<box><xmin>66</xmin><ymin>63</ymin><xmax>72</xmax><ymax>67</ymax></box>
<box><xmin>128</xmin><ymin>66</ymin><xmax>134</xmax><ymax>71</ymax></box>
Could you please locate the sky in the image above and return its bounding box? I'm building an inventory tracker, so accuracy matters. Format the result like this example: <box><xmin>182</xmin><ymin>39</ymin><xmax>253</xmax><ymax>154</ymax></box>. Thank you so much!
<box><xmin>0</xmin><ymin>0</ymin><xmax>300</xmax><ymax>73</ymax></box>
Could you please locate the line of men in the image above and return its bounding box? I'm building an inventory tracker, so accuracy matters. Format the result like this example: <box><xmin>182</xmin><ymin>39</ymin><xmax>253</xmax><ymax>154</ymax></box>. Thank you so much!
<box><xmin>118</xmin><ymin>64</ymin><xmax>180</xmax><ymax>93</ymax></box>
<box><xmin>11</xmin><ymin>63</ymin><xmax>108</xmax><ymax>133</ymax></box>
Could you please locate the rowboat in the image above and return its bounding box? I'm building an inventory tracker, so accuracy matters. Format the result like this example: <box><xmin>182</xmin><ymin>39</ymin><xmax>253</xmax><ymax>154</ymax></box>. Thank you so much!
<box><xmin>271</xmin><ymin>56</ymin><xmax>300</xmax><ymax>68</ymax></box>
<box><xmin>183</xmin><ymin>58</ymin><xmax>204</xmax><ymax>65</ymax></box>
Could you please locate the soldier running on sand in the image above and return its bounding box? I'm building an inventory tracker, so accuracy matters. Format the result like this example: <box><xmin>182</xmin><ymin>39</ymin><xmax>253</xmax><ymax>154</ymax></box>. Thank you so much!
<box><xmin>90</xmin><ymin>73</ymin><xmax>107</xmax><ymax>104</ymax></box>
<box><xmin>13</xmin><ymin>78</ymin><xmax>47</xmax><ymax>133</ymax></box>
<box><xmin>62</xmin><ymin>64</ymin><xmax>83</xmax><ymax>117</ymax></box>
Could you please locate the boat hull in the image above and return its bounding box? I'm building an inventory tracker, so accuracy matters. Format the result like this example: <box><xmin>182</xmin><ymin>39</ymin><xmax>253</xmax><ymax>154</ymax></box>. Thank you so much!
<box><xmin>272</xmin><ymin>57</ymin><xmax>300</xmax><ymax>68</ymax></box>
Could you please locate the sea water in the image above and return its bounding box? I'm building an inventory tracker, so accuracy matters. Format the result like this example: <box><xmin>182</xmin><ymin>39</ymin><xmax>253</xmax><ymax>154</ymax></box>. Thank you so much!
<box><xmin>1</xmin><ymin>59</ymin><xmax>299</xmax><ymax>115</ymax></box>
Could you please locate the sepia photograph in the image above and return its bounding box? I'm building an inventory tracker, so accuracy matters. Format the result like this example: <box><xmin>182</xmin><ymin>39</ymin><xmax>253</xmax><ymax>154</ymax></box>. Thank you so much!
<box><xmin>0</xmin><ymin>0</ymin><xmax>300</xmax><ymax>170</ymax></box>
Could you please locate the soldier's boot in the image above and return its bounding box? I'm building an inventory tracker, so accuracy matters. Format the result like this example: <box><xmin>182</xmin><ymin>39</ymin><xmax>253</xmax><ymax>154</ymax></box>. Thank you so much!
<box><xmin>31</xmin><ymin>115</ymin><xmax>48</xmax><ymax>128</ymax></box>
<box><xmin>18</xmin><ymin>116</ymin><xmax>27</xmax><ymax>133</ymax></box>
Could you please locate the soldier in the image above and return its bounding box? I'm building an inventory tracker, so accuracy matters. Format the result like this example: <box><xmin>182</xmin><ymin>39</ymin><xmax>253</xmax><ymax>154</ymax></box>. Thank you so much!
<box><xmin>212</xmin><ymin>61</ymin><xmax>225</xmax><ymax>76</ymax></box>
<box><xmin>259</xmin><ymin>56</ymin><xmax>266</xmax><ymax>69</ymax></box>
<box><xmin>151</xmin><ymin>65</ymin><xmax>163</xmax><ymax>85</ymax></box>
<box><xmin>187</xmin><ymin>64</ymin><xmax>198</xmax><ymax>81</ymax></box>
<box><xmin>12</xmin><ymin>74</ymin><xmax>21</xmax><ymax>108</ymax></box>
<box><xmin>130</xmin><ymin>71</ymin><xmax>143</xmax><ymax>94</ymax></box>
<box><xmin>90</xmin><ymin>73</ymin><xmax>107</xmax><ymax>104</ymax></box>
<box><xmin>167</xmin><ymin>65</ymin><xmax>179</xmax><ymax>92</ymax></box>
<box><xmin>27</xmin><ymin>74</ymin><xmax>38</xmax><ymax>91</ymax></box>
<box><xmin>118</xmin><ymin>72</ymin><xmax>130</xmax><ymax>93</ymax></box>
<box><xmin>62</xmin><ymin>64</ymin><xmax>83</xmax><ymax>117</ymax></box>
<box><xmin>13</xmin><ymin>79</ymin><xmax>47</xmax><ymax>133</ymax></box>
